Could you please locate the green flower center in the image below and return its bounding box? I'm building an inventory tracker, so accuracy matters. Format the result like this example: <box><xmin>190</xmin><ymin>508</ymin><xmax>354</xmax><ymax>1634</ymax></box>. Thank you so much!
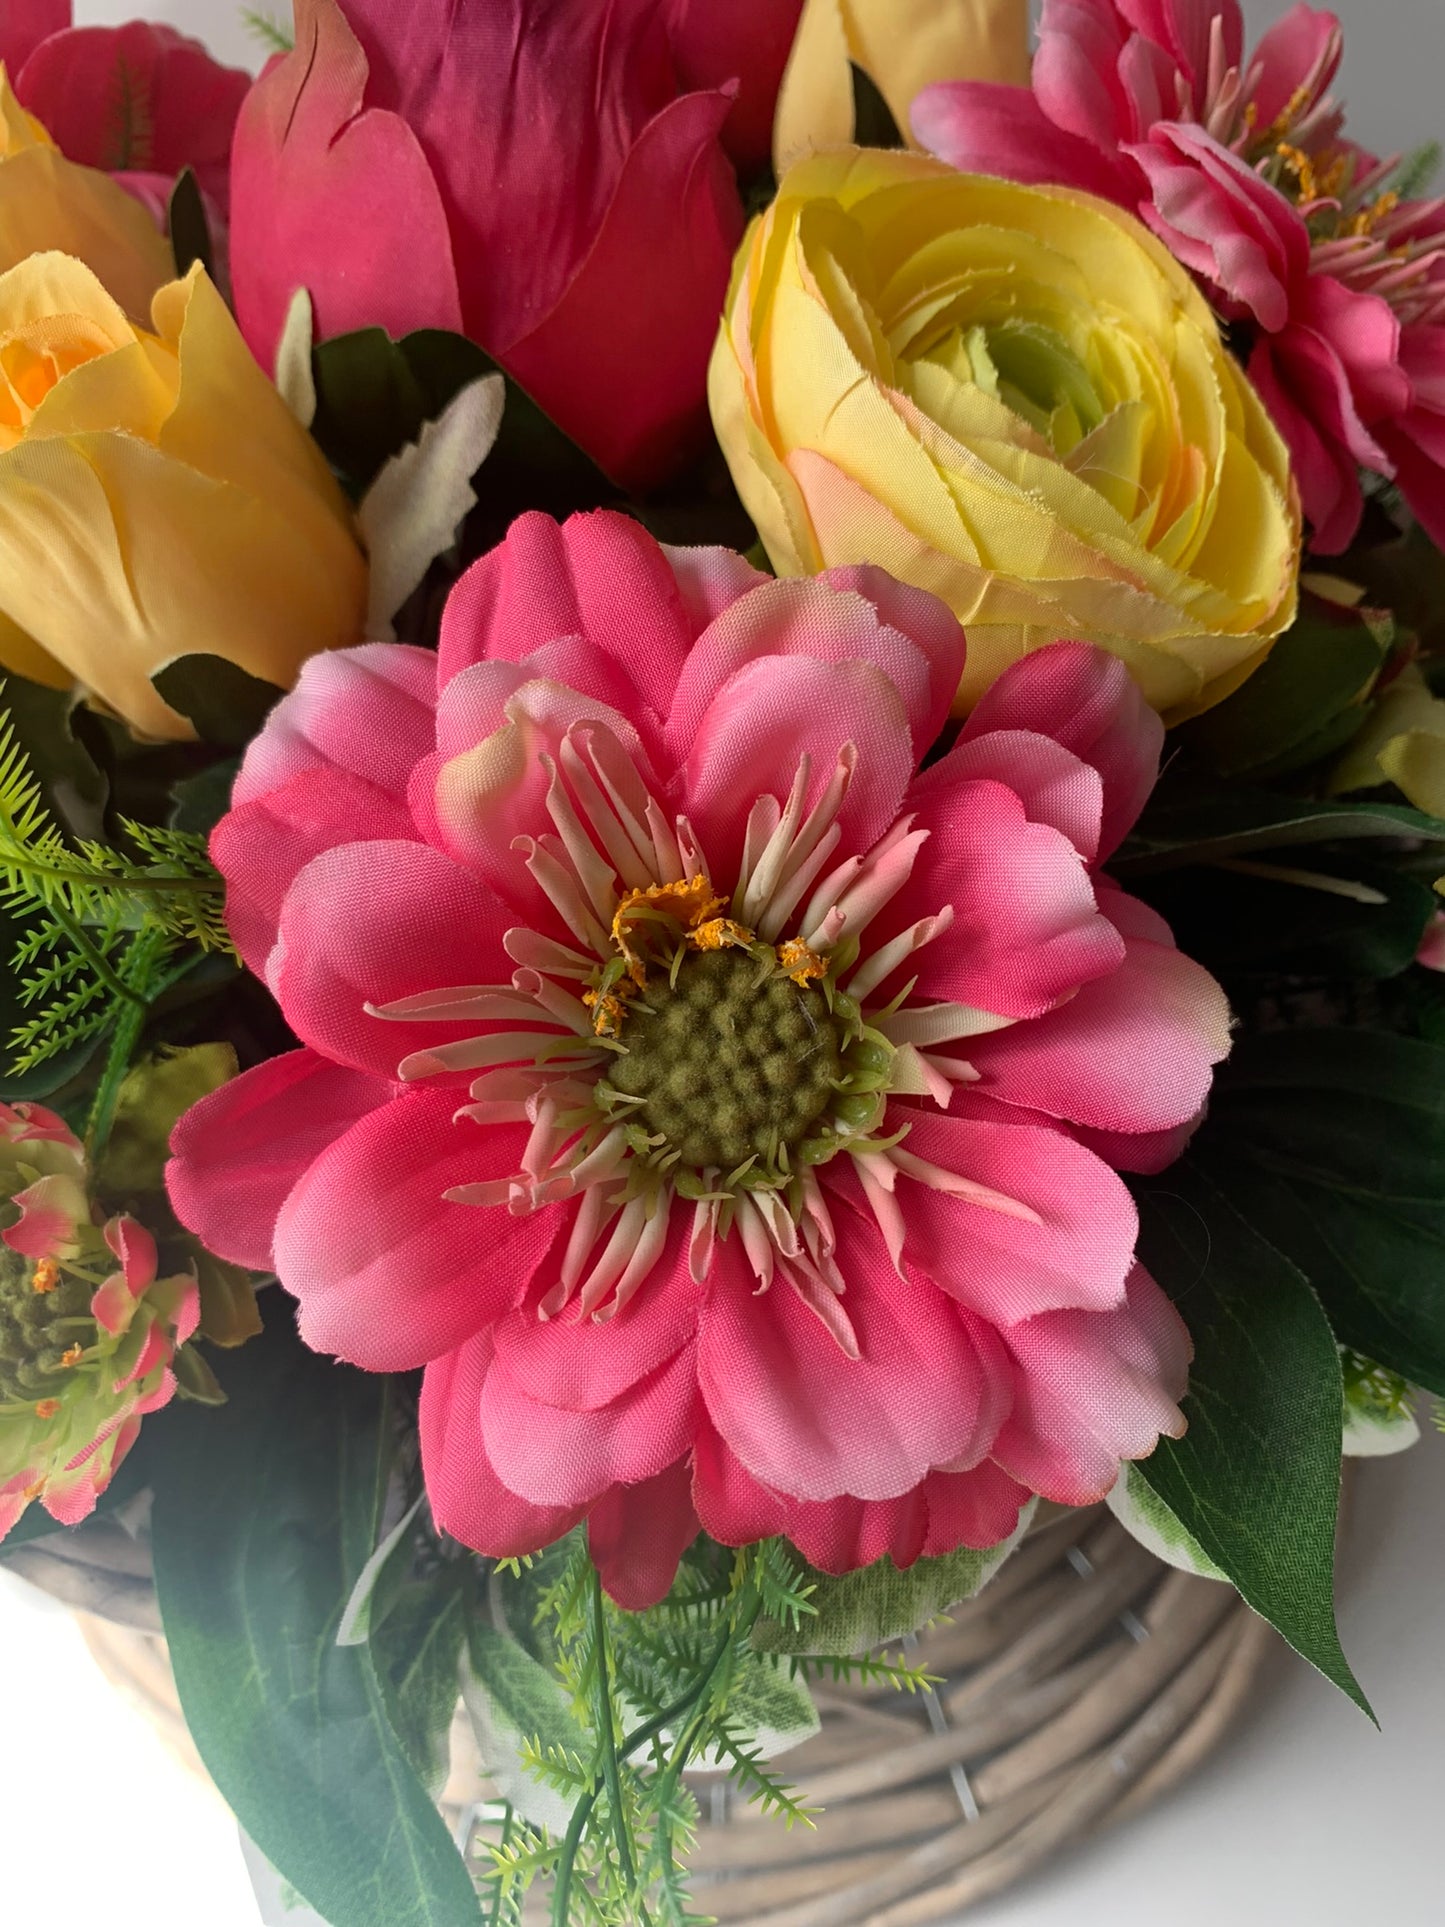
<box><xmin>0</xmin><ymin>1246</ymin><xmax>94</xmax><ymax>1404</ymax></box>
<box><xmin>601</xmin><ymin>950</ymin><xmax>845</xmax><ymax>1175</ymax></box>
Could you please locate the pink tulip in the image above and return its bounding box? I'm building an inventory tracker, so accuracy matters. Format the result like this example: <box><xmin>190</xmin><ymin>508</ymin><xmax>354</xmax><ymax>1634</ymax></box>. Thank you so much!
<box><xmin>8</xmin><ymin>15</ymin><xmax>250</xmax><ymax>213</ymax></box>
<box><xmin>915</xmin><ymin>1</ymin><xmax>1445</xmax><ymax>555</ymax></box>
<box><xmin>230</xmin><ymin>0</ymin><xmax>744</xmax><ymax>491</ymax></box>
<box><xmin>168</xmin><ymin>512</ymin><xmax>1230</xmax><ymax>1603</ymax></box>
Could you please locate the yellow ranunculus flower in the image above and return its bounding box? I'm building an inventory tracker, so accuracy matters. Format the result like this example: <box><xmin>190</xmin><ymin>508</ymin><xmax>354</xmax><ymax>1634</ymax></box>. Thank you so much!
<box><xmin>0</xmin><ymin>252</ymin><xmax>366</xmax><ymax>740</ymax></box>
<box><xmin>710</xmin><ymin>149</ymin><xmax>1302</xmax><ymax>717</ymax></box>
<box><xmin>0</xmin><ymin>71</ymin><xmax>172</xmax><ymax>321</ymax></box>
<box><xmin>774</xmin><ymin>0</ymin><xmax>1030</xmax><ymax>173</ymax></box>
<box><xmin>1330</xmin><ymin>665</ymin><xmax>1445</xmax><ymax>818</ymax></box>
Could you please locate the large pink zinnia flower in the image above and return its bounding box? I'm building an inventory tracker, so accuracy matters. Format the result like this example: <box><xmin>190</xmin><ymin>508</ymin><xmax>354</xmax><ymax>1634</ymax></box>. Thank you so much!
<box><xmin>167</xmin><ymin>512</ymin><xmax>1230</xmax><ymax>1606</ymax></box>
<box><xmin>915</xmin><ymin>2</ymin><xmax>1445</xmax><ymax>555</ymax></box>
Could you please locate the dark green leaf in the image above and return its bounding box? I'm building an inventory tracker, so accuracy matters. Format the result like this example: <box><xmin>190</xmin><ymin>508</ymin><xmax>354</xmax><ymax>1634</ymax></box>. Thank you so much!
<box><xmin>1132</xmin><ymin>1162</ymin><xmax>1370</xmax><ymax>1714</ymax></box>
<box><xmin>150</xmin><ymin>1303</ymin><xmax>481</xmax><ymax>1927</ymax></box>
<box><xmin>1135</xmin><ymin>854</ymin><xmax>1436</xmax><ymax>980</ymax></box>
<box><xmin>168</xmin><ymin>167</ymin><xmax>214</xmax><ymax>280</ymax></box>
<box><xmin>169</xmin><ymin>758</ymin><xmax>239</xmax><ymax>838</ymax></box>
<box><xmin>373</xmin><ymin>1582</ymin><xmax>467</xmax><ymax>1800</ymax></box>
<box><xmin>850</xmin><ymin>62</ymin><xmax>905</xmax><ymax>148</ymax></box>
<box><xmin>1118</xmin><ymin>775</ymin><xmax>1445</xmax><ymax>875</ymax></box>
<box><xmin>1180</xmin><ymin>594</ymin><xmax>1390</xmax><ymax>780</ymax></box>
<box><xmin>1203</xmin><ymin>1030</ymin><xmax>1445</xmax><ymax>1396</ymax></box>
<box><xmin>151</xmin><ymin>657</ymin><xmax>285</xmax><ymax>753</ymax></box>
<box><xmin>0</xmin><ymin>676</ymin><xmax>108</xmax><ymax>841</ymax></box>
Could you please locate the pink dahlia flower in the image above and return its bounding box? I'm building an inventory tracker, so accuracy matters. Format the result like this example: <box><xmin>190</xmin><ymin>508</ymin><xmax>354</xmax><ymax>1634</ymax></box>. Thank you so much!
<box><xmin>0</xmin><ymin>1102</ymin><xmax>199</xmax><ymax>1540</ymax></box>
<box><xmin>168</xmin><ymin>512</ymin><xmax>1230</xmax><ymax>1605</ymax></box>
<box><xmin>915</xmin><ymin>2</ymin><xmax>1445</xmax><ymax>555</ymax></box>
<box><xmin>229</xmin><ymin>0</ymin><xmax>743</xmax><ymax>492</ymax></box>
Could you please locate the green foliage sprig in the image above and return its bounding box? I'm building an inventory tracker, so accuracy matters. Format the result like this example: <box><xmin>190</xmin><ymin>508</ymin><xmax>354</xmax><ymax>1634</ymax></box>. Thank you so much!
<box><xmin>0</xmin><ymin>703</ymin><xmax>233</xmax><ymax>1083</ymax></box>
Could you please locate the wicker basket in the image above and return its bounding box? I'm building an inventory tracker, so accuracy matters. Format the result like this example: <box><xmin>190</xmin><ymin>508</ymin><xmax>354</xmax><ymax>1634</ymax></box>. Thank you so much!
<box><xmin>5</xmin><ymin>1502</ymin><xmax>1273</xmax><ymax>1924</ymax></box>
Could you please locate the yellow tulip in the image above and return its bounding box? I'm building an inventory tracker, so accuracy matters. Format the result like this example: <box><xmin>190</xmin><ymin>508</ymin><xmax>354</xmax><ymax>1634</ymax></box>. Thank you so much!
<box><xmin>1330</xmin><ymin>665</ymin><xmax>1445</xmax><ymax>818</ymax></box>
<box><xmin>710</xmin><ymin>149</ymin><xmax>1302</xmax><ymax>717</ymax></box>
<box><xmin>774</xmin><ymin>0</ymin><xmax>1031</xmax><ymax>174</ymax></box>
<box><xmin>0</xmin><ymin>253</ymin><xmax>366</xmax><ymax>740</ymax></box>
<box><xmin>0</xmin><ymin>70</ymin><xmax>172</xmax><ymax>322</ymax></box>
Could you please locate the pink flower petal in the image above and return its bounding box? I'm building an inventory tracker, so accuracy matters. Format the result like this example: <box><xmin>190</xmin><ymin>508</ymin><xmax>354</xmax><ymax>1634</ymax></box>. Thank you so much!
<box><xmin>229</xmin><ymin>0</ymin><xmax>462</xmax><ymax>374</ymax></box>
<box><xmin>269</xmin><ymin>841</ymin><xmax>516</xmax><ymax>1080</ymax></box>
<box><xmin>3</xmin><ymin>1174</ymin><xmax>88</xmax><ymax>1260</ymax></box>
<box><xmin>869</xmin><ymin>1098</ymin><xmax>1141</xmax><ymax>1322</ymax></box>
<box><xmin>681</xmin><ymin>656</ymin><xmax>915</xmax><ymax>892</ymax></box>
<box><xmin>697</xmin><ymin>1226</ymin><xmax>1007</xmax><ymax>1505</ymax></box>
<box><xmin>663</xmin><ymin>541</ymin><xmax>770</xmax><ymax>636</ymax></box>
<box><xmin>233</xmin><ymin>644</ymin><xmax>438</xmax><ymax>812</ymax></box>
<box><xmin>0</xmin><ymin>0</ymin><xmax>67</xmax><ymax>73</ymax></box>
<box><xmin>439</xmin><ymin>511</ymin><xmax>699</xmax><ymax>732</ymax></box>
<box><xmin>420</xmin><ymin>1333</ymin><xmax>584</xmax><ymax>1556</ymax></box>
<box><xmin>1248</xmin><ymin>4</ymin><xmax>1343</xmax><ymax>133</ymax></box>
<box><xmin>872</xmin><ymin>774</ymin><xmax>1125</xmax><ymax>1020</ymax></box>
<box><xmin>958</xmin><ymin>641</ymin><xmax>1164</xmax><ymax>859</ymax></box>
<box><xmin>921</xmin><ymin>1461</ymin><xmax>1032</xmax><ymax>1559</ymax></box>
<box><xmin>492</xmin><ymin>1219</ymin><xmax>703</xmax><ymax>1413</ymax></box>
<box><xmin>588</xmin><ymin>1456</ymin><xmax>700</xmax><ymax>1609</ymax></box>
<box><xmin>16</xmin><ymin>23</ymin><xmax>251</xmax><ymax>209</ymax></box>
<box><xmin>167</xmin><ymin>1049</ymin><xmax>391</xmax><ymax>1271</ymax></box>
<box><xmin>665</xmin><ymin>568</ymin><xmax>964</xmax><ymax>769</ymax></box>
<box><xmin>275</xmin><ymin>1098</ymin><xmax>561</xmax><ymax>1371</ymax></box>
<box><xmin>482</xmin><ymin>1344</ymin><xmax>700</xmax><ymax>1507</ymax></box>
<box><xmin>103</xmin><ymin>1217</ymin><xmax>157</xmax><ymax>1295</ymax></box>
<box><xmin>990</xmin><ymin>1263</ymin><xmax>1191</xmax><ymax>1505</ymax></box>
<box><xmin>912</xmin><ymin>80</ymin><xmax>1138</xmax><ymax>203</ymax></box>
<box><xmin>968</xmin><ymin>926</ymin><xmax>1232</xmax><ymax>1142</ymax></box>
<box><xmin>931</xmin><ymin>731</ymin><xmax>1105</xmax><ymax>865</ymax></box>
<box><xmin>90</xmin><ymin>1272</ymin><xmax>138</xmax><ymax>1339</ymax></box>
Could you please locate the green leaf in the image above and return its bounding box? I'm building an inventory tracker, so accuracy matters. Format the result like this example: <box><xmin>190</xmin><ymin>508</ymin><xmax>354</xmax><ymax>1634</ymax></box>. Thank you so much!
<box><xmin>150</xmin><ymin>1304</ymin><xmax>481</xmax><ymax>1927</ymax></box>
<box><xmin>374</xmin><ymin>1582</ymin><xmax>467</xmax><ymax>1802</ymax></box>
<box><xmin>1131</xmin><ymin>1162</ymin><xmax>1371</xmax><ymax>1715</ymax></box>
<box><xmin>703</xmin><ymin>1652</ymin><xmax>818</xmax><ymax>1762</ymax></box>
<box><xmin>1180</xmin><ymin>593</ymin><xmax>1390</xmax><ymax>780</ymax></box>
<box><xmin>169</xmin><ymin>758</ymin><xmax>239</xmax><ymax>839</ymax></box>
<box><xmin>753</xmin><ymin>1509</ymin><xmax>1033</xmax><ymax>1655</ymax></box>
<box><xmin>1106</xmin><ymin>1463</ymin><xmax>1226</xmax><ymax>1581</ymax></box>
<box><xmin>151</xmin><ymin>657</ymin><xmax>285</xmax><ymax>753</ymax></box>
<box><xmin>849</xmin><ymin>62</ymin><xmax>905</xmax><ymax>148</ymax></box>
<box><xmin>461</xmin><ymin>1617</ymin><xmax>586</xmax><ymax>1833</ymax></box>
<box><xmin>1135</xmin><ymin>854</ymin><xmax>1436</xmax><ymax>980</ymax></box>
<box><xmin>168</xmin><ymin>168</ymin><xmax>214</xmax><ymax>281</ymax></box>
<box><xmin>96</xmin><ymin>1043</ymin><xmax>238</xmax><ymax>1201</ymax></box>
<box><xmin>1203</xmin><ymin>1030</ymin><xmax>1445</xmax><ymax>1398</ymax></box>
<box><xmin>1117</xmin><ymin>776</ymin><xmax>1445</xmax><ymax>876</ymax></box>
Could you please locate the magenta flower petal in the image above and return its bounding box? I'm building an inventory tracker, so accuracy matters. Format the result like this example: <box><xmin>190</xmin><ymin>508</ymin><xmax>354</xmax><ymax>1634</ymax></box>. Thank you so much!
<box><xmin>16</xmin><ymin>23</ymin><xmax>251</xmax><ymax>209</ymax></box>
<box><xmin>959</xmin><ymin>641</ymin><xmax>1164</xmax><ymax>859</ymax></box>
<box><xmin>697</xmin><ymin>1230</ymin><xmax>1006</xmax><ymax>1505</ymax></box>
<box><xmin>0</xmin><ymin>0</ymin><xmax>67</xmax><ymax>73</ymax></box>
<box><xmin>229</xmin><ymin>0</ymin><xmax>462</xmax><ymax>375</ymax></box>
<box><xmin>870</xmin><ymin>1101</ymin><xmax>1140</xmax><ymax>1324</ymax></box>
<box><xmin>663</xmin><ymin>0</ymin><xmax>803</xmax><ymax>172</ymax></box>
<box><xmin>1247</xmin><ymin>4</ymin><xmax>1344</xmax><ymax>133</ymax></box>
<box><xmin>233</xmin><ymin>644</ymin><xmax>438</xmax><ymax>812</ymax></box>
<box><xmin>991</xmin><ymin>1264</ymin><xmax>1191</xmax><ymax>1505</ymax></box>
<box><xmin>482</xmin><ymin>1346</ymin><xmax>701</xmax><ymax>1508</ymax></box>
<box><xmin>278</xmin><ymin>1102</ymin><xmax>559</xmax><ymax>1372</ymax></box>
<box><xmin>588</xmin><ymin>1457</ymin><xmax>700</xmax><ymax>1610</ymax></box>
<box><xmin>681</xmin><ymin>655</ymin><xmax>915</xmax><ymax>889</ymax></box>
<box><xmin>912</xmin><ymin>80</ymin><xmax>1137</xmax><ymax>202</ymax></box>
<box><xmin>421</xmin><ymin>1334</ymin><xmax>585</xmax><ymax>1556</ymax></box>
<box><xmin>167</xmin><ymin>1050</ymin><xmax>390</xmax><ymax>1272</ymax></box>
<box><xmin>968</xmin><ymin>926</ymin><xmax>1232</xmax><ymax>1141</ymax></box>
<box><xmin>270</xmin><ymin>841</ymin><xmax>516</xmax><ymax>1079</ymax></box>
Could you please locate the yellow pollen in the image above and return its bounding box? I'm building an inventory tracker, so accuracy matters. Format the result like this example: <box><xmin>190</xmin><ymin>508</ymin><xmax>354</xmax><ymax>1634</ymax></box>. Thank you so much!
<box><xmin>1264</xmin><ymin>79</ymin><xmax>1318</xmax><ymax>146</ymax></box>
<box><xmin>31</xmin><ymin>1257</ymin><xmax>59</xmax><ymax>1294</ymax></box>
<box><xmin>1347</xmin><ymin>189</ymin><xmax>1400</xmax><ymax>238</ymax></box>
<box><xmin>611</xmin><ymin>875</ymin><xmax>726</xmax><ymax>986</ymax></box>
<box><xmin>584</xmin><ymin>986</ymin><xmax>633</xmax><ymax>1039</ymax></box>
<box><xmin>33</xmin><ymin>1401</ymin><xmax>58</xmax><ymax>1421</ymax></box>
<box><xmin>59</xmin><ymin>1344</ymin><xmax>83</xmax><ymax>1369</ymax></box>
<box><xmin>778</xmin><ymin>939</ymin><xmax>829</xmax><ymax>987</ymax></box>
<box><xmin>690</xmin><ymin>917</ymin><xmax>755</xmax><ymax>953</ymax></box>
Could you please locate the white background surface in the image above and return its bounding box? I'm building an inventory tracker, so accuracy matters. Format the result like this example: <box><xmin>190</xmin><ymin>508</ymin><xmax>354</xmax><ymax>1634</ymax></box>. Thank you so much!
<box><xmin>5</xmin><ymin>4</ymin><xmax>1445</xmax><ymax>1925</ymax></box>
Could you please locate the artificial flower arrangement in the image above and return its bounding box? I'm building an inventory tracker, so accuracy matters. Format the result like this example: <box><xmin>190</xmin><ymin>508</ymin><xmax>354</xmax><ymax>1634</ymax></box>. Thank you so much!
<box><xmin>1</xmin><ymin>0</ymin><xmax>1442</xmax><ymax>1920</ymax></box>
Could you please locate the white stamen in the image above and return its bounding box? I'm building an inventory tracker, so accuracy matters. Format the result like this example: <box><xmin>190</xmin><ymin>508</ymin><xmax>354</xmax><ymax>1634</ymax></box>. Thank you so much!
<box><xmin>888</xmin><ymin>1146</ymin><xmax>1043</xmax><ymax>1224</ymax></box>
<box><xmin>511</xmin><ymin>968</ymin><xmax>594</xmax><ymax>1034</ymax></box>
<box><xmin>735</xmin><ymin>1194</ymin><xmax>777</xmax><ymax>1292</ymax></box>
<box><xmin>591</xmin><ymin>1201</ymin><xmax>671</xmax><ymax>1321</ymax></box>
<box><xmin>737</xmin><ymin>759</ymin><xmax>809</xmax><ymax>921</ymax></box>
<box><xmin>877</xmin><ymin>998</ymin><xmax>1016</xmax><ymax>1047</ymax></box>
<box><xmin>399</xmin><ymin>1029</ymin><xmax>582</xmax><ymax>1080</ymax></box>
<box><xmin>644</xmin><ymin>799</ymin><xmax>684</xmax><ymax>885</ymax></box>
<box><xmin>689</xmin><ymin>1197</ymin><xmax>720</xmax><ymax>1284</ymax></box>
<box><xmin>888</xmin><ymin>1042</ymin><xmax>957</xmax><ymax>1108</ymax></box>
<box><xmin>559</xmin><ymin>732</ymin><xmax>658</xmax><ymax>889</ymax></box>
<box><xmin>782</xmin><ymin>1257</ymin><xmax>861</xmax><ymax>1360</ymax></box>
<box><xmin>819</xmin><ymin>826</ymin><xmax>929</xmax><ymax>948</ymax></box>
<box><xmin>543</xmin><ymin>1184</ymin><xmax>622</xmax><ymax>1317</ymax></box>
<box><xmin>847</xmin><ymin>911</ymin><xmax>955</xmax><ymax>1003</ymax></box>
<box><xmin>514</xmin><ymin>836</ymin><xmax>610</xmax><ymax>954</ymax></box>
<box><xmin>852</xmin><ymin>1150</ymin><xmax>908</xmax><ymax>1279</ymax></box>
<box><xmin>367</xmin><ymin>987</ymin><xmax>545</xmax><ymax>1025</ymax></box>
<box><xmin>755</xmin><ymin>824</ymin><xmax>843</xmax><ymax>943</ymax></box>
<box><xmin>503</xmin><ymin>927</ymin><xmax>597</xmax><ymax>980</ymax></box>
<box><xmin>541</xmin><ymin>754</ymin><xmax>618</xmax><ymax>924</ymax></box>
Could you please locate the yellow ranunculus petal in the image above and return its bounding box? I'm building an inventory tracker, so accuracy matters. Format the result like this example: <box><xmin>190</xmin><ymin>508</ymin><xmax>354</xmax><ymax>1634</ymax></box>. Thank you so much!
<box><xmin>1330</xmin><ymin>666</ymin><xmax>1445</xmax><ymax>816</ymax></box>
<box><xmin>775</xmin><ymin>0</ymin><xmax>1030</xmax><ymax>173</ymax></box>
<box><xmin>710</xmin><ymin>149</ymin><xmax>1302</xmax><ymax>717</ymax></box>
